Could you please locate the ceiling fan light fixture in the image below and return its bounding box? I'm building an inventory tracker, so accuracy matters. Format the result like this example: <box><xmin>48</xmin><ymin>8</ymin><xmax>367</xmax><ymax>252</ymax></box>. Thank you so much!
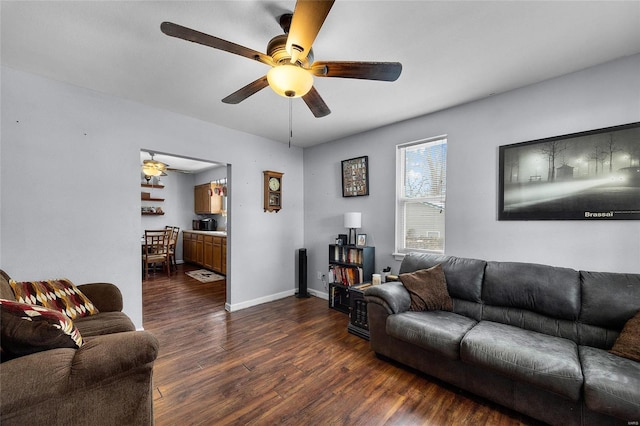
<box><xmin>142</xmin><ymin>164</ymin><xmax>162</xmax><ymax>177</ymax></box>
<box><xmin>142</xmin><ymin>154</ymin><xmax>169</xmax><ymax>177</ymax></box>
<box><xmin>267</xmin><ymin>64</ymin><xmax>313</xmax><ymax>98</ymax></box>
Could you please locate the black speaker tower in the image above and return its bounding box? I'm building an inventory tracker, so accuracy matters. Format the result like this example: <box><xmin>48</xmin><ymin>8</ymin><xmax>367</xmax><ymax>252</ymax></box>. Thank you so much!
<box><xmin>296</xmin><ymin>248</ymin><xmax>310</xmax><ymax>298</ymax></box>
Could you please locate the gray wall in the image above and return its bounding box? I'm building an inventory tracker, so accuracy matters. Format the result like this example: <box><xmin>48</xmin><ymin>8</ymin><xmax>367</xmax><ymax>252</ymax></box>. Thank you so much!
<box><xmin>1</xmin><ymin>66</ymin><xmax>305</xmax><ymax>327</ymax></box>
<box><xmin>303</xmin><ymin>54</ymin><xmax>640</xmax><ymax>296</ymax></box>
<box><xmin>2</xmin><ymin>55</ymin><xmax>638</xmax><ymax>325</ymax></box>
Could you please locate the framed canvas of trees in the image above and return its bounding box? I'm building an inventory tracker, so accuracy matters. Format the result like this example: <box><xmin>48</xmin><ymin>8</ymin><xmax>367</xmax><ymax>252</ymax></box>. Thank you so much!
<box><xmin>498</xmin><ymin>122</ymin><xmax>640</xmax><ymax>220</ymax></box>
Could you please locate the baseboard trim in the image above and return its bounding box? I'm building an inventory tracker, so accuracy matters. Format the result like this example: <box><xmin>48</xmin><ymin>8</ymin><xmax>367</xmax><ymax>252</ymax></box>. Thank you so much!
<box><xmin>223</xmin><ymin>288</ymin><xmax>330</xmax><ymax>312</ymax></box>
<box><xmin>225</xmin><ymin>289</ymin><xmax>295</xmax><ymax>312</ymax></box>
<box><xmin>308</xmin><ymin>288</ymin><xmax>328</xmax><ymax>300</ymax></box>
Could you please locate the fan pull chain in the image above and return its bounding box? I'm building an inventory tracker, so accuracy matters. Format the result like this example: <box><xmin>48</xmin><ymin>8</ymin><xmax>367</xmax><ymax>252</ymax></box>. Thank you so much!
<box><xmin>288</xmin><ymin>98</ymin><xmax>293</xmax><ymax>148</ymax></box>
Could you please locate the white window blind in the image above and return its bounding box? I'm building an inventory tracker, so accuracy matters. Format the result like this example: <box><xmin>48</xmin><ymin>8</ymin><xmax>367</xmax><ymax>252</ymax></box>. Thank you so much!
<box><xmin>396</xmin><ymin>137</ymin><xmax>447</xmax><ymax>254</ymax></box>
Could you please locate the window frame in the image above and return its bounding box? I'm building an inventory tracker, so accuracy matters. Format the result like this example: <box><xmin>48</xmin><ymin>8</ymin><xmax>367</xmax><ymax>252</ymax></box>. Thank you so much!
<box><xmin>395</xmin><ymin>136</ymin><xmax>448</xmax><ymax>255</ymax></box>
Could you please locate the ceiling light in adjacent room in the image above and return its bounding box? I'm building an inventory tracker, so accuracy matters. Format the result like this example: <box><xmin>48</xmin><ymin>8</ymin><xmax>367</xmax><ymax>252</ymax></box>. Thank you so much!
<box><xmin>141</xmin><ymin>153</ymin><xmax>168</xmax><ymax>177</ymax></box>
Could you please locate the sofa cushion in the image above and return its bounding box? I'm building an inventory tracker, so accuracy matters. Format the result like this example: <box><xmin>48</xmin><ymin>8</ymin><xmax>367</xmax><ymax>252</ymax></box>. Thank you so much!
<box><xmin>580</xmin><ymin>346</ymin><xmax>640</xmax><ymax>420</ymax></box>
<box><xmin>9</xmin><ymin>278</ymin><xmax>99</xmax><ymax>320</ymax></box>
<box><xmin>609</xmin><ymin>311</ymin><xmax>640</xmax><ymax>362</ymax></box>
<box><xmin>398</xmin><ymin>253</ymin><xmax>485</xmax><ymax>303</ymax></box>
<box><xmin>387</xmin><ymin>310</ymin><xmax>477</xmax><ymax>359</ymax></box>
<box><xmin>1</xmin><ymin>299</ymin><xmax>83</xmax><ymax>359</ymax></box>
<box><xmin>399</xmin><ymin>264</ymin><xmax>452</xmax><ymax>311</ymax></box>
<box><xmin>483</xmin><ymin>261</ymin><xmax>580</xmax><ymax>321</ymax></box>
<box><xmin>461</xmin><ymin>321</ymin><xmax>583</xmax><ymax>401</ymax></box>
<box><xmin>580</xmin><ymin>271</ymin><xmax>640</xmax><ymax>330</ymax></box>
<box><xmin>482</xmin><ymin>305</ymin><xmax>580</xmax><ymax>343</ymax></box>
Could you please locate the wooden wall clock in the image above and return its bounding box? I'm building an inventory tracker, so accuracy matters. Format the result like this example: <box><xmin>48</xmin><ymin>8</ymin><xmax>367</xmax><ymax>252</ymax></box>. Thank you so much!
<box><xmin>263</xmin><ymin>170</ymin><xmax>283</xmax><ymax>212</ymax></box>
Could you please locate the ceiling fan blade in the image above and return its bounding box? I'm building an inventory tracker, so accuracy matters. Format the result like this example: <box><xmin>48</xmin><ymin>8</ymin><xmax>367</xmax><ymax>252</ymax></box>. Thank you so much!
<box><xmin>161</xmin><ymin>22</ymin><xmax>274</xmax><ymax>66</ymax></box>
<box><xmin>286</xmin><ymin>0</ymin><xmax>335</xmax><ymax>63</ymax></box>
<box><xmin>311</xmin><ymin>61</ymin><xmax>402</xmax><ymax>81</ymax></box>
<box><xmin>222</xmin><ymin>76</ymin><xmax>269</xmax><ymax>104</ymax></box>
<box><xmin>302</xmin><ymin>86</ymin><xmax>331</xmax><ymax>118</ymax></box>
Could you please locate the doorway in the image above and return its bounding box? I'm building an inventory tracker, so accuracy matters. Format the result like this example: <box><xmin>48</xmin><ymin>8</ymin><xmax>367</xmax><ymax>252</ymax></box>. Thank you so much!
<box><xmin>140</xmin><ymin>149</ymin><xmax>231</xmax><ymax>314</ymax></box>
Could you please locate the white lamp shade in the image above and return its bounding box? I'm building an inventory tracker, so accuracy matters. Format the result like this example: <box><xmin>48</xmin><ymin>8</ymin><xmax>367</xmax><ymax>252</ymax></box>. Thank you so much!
<box><xmin>344</xmin><ymin>212</ymin><xmax>362</xmax><ymax>229</ymax></box>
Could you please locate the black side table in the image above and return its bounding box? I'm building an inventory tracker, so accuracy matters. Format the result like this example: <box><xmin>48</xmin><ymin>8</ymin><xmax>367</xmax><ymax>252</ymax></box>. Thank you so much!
<box><xmin>347</xmin><ymin>283</ymin><xmax>371</xmax><ymax>340</ymax></box>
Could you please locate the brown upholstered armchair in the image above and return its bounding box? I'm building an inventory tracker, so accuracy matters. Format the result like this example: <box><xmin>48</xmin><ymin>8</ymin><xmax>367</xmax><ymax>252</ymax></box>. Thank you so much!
<box><xmin>0</xmin><ymin>270</ymin><xmax>159</xmax><ymax>425</ymax></box>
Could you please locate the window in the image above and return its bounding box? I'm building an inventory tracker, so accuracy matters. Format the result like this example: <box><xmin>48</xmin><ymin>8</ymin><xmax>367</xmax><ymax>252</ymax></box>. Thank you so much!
<box><xmin>396</xmin><ymin>137</ymin><xmax>447</xmax><ymax>254</ymax></box>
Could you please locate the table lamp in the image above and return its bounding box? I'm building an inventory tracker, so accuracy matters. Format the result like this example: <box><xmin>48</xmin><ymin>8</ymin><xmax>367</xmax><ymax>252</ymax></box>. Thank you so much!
<box><xmin>344</xmin><ymin>212</ymin><xmax>362</xmax><ymax>246</ymax></box>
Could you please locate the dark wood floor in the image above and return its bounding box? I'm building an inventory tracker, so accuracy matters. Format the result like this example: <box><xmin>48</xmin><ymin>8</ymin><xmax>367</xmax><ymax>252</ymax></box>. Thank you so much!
<box><xmin>143</xmin><ymin>264</ymin><xmax>534</xmax><ymax>425</ymax></box>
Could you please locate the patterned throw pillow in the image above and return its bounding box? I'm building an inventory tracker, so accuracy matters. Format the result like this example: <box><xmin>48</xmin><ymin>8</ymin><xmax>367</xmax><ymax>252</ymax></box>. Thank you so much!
<box><xmin>1</xmin><ymin>299</ymin><xmax>83</xmax><ymax>358</ymax></box>
<box><xmin>9</xmin><ymin>278</ymin><xmax>98</xmax><ymax>320</ymax></box>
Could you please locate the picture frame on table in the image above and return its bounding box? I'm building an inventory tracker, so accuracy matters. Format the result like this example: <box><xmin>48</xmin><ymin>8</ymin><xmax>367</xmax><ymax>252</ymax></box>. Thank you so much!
<box><xmin>498</xmin><ymin>122</ymin><xmax>640</xmax><ymax>220</ymax></box>
<box><xmin>342</xmin><ymin>156</ymin><xmax>369</xmax><ymax>197</ymax></box>
<box><xmin>356</xmin><ymin>234</ymin><xmax>367</xmax><ymax>247</ymax></box>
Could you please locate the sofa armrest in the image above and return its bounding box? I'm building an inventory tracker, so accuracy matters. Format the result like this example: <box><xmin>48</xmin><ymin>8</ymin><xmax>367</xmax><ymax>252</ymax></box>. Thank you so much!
<box><xmin>77</xmin><ymin>282</ymin><xmax>123</xmax><ymax>312</ymax></box>
<box><xmin>67</xmin><ymin>331</ymin><xmax>159</xmax><ymax>386</ymax></box>
<box><xmin>0</xmin><ymin>331</ymin><xmax>159</xmax><ymax>415</ymax></box>
<box><xmin>364</xmin><ymin>281</ymin><xmax>411</xmax><ymax>314</ymax></box>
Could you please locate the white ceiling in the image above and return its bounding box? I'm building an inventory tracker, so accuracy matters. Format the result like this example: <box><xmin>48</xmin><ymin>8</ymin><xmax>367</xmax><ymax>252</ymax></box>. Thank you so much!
<box><xmin>2</xmin><ymin>1</ymin><xmax>640</xmax><ymax>148</ymax></box>
<box><xmin>140</xmin><ymin>150</ymin><xmax>223</xmax><ymax>173</ymax></box>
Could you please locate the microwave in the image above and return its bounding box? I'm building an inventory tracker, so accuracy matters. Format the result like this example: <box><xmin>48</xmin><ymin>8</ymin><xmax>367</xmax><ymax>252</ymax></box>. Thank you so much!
<box><xmin>193</xmin><ymin>218</ymin><xmax>216</xmax><ymax>231</ymax></box>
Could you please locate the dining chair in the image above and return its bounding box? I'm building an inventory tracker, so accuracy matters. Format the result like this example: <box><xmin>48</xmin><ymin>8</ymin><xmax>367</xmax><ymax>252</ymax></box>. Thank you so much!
<box><xmin>142</xmin><ymin>229</ymin><xmax>172</xmax><ymax>279</ymax></box>
<box><xmin>165</xmin><ymin>226</ymin><xmax>180</xmax><ymax>271</ymax></box>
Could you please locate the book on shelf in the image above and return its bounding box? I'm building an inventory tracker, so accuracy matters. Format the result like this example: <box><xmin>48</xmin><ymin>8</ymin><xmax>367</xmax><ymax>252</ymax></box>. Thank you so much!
<box><xmin>354</xmin><ymin>283</ymin><xmax>372</xmax><ymax>290</ymax></box>
<box><xmin>332</xmin><ymin>246</ymin><xmax>364</xmax><ymax>265</ymax></box>
<box><xmin>329</xmin><ymin>265</ymin><xmax>364</xmax><ymax>286</ymax></box>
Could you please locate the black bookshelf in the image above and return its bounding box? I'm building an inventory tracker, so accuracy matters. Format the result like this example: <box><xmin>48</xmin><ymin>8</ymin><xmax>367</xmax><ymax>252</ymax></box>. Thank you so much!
<box><xmin>328</xmin><ymin>244</ymin><xmax>375</xmax><ymax>286</ymax></box>
<box><xmin>328</xmin><ymin>244</ymin><xmax>374</xmax><ymax>320</ymax></box>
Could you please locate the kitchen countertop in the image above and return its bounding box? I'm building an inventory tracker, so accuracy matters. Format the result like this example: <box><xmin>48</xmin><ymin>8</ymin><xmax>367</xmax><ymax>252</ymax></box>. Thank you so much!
<box><xmin>183</xmin><ymin>230</ymin><xmax>227</xmax><ymax>236</ymax></box>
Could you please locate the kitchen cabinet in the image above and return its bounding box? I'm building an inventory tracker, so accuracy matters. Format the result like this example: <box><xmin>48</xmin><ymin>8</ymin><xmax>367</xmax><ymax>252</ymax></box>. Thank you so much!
<box><xmin>182</xmin><ymin>231</ymin><xmax>226</xmax><ymax>275</ymax></box>
<box><xmin>195</xmin><ymin>234</ymin><xmax>204</xmax><ymax>265</ymax></box>
<box><xmin>194</xmin><ymin>183</ymin><xmax>223</xmax><ymax>214</ymax></box>
<box><xmin>221</xmin><ymin>238</ymin><xmax>227</xmax><ymax>275</ymax></box>
<box><xmin>203</xmin><ymin>235</ymin><xmax>214</xmax><ymax>270</ymax></box>
<box><xmin>183</xmin><ymin>232</ymin><xmax>195</xmax><ymax>263</ymax></box>
<box><xmin>212</xmin><ymin>237</ymin><xmax>222</xmax><ymax>272</ymax></box>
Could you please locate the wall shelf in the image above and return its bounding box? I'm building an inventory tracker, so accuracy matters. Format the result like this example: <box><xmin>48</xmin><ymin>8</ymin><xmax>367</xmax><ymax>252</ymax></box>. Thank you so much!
<box><xmin>141</xmin><ymin>182</ymin><xmax>164</xmax><ymax>215</ymax></box>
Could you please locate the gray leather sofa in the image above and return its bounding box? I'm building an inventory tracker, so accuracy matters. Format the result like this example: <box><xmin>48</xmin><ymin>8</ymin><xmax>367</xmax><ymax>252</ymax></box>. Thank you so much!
<box><xmin>365</xmin><ymin>253</ymin><xmax>640</xmax><ymax>425</ymax></box>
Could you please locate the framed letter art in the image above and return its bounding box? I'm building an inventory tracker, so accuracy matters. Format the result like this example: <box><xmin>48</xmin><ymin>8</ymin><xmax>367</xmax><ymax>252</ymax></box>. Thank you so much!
<box><xmin>342</xmin><ymin>156</ymin><xmax>369</xmax><ymax>197</ymax></box>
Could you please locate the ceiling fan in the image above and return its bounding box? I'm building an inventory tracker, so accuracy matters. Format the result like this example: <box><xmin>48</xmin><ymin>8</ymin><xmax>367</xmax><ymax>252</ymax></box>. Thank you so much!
<box><xmin>160</xmin><ymin>0</ymin><xmax>402</xmax><ymax>118</ymax></box>
<box><xmin>142</xmin><ymin>152</ymin><xmax>168</xmax><ymax>177</ymax></box>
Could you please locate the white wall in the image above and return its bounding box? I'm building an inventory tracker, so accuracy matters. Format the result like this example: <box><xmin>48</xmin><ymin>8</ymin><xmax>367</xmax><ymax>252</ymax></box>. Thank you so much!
<box><xmin>2</xmin><ymin>55</ymin><xmax>638</xmax><ymax>323</ymax></box>
<box><xmin>304</xmin><ymin>54</ymin><xmax>640</xmax><ymax>295</ymax></box>
<box><xmin>0</xmin><ymin>66</ymin><xmax>305</xmax><ymax>328</ymax></box>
